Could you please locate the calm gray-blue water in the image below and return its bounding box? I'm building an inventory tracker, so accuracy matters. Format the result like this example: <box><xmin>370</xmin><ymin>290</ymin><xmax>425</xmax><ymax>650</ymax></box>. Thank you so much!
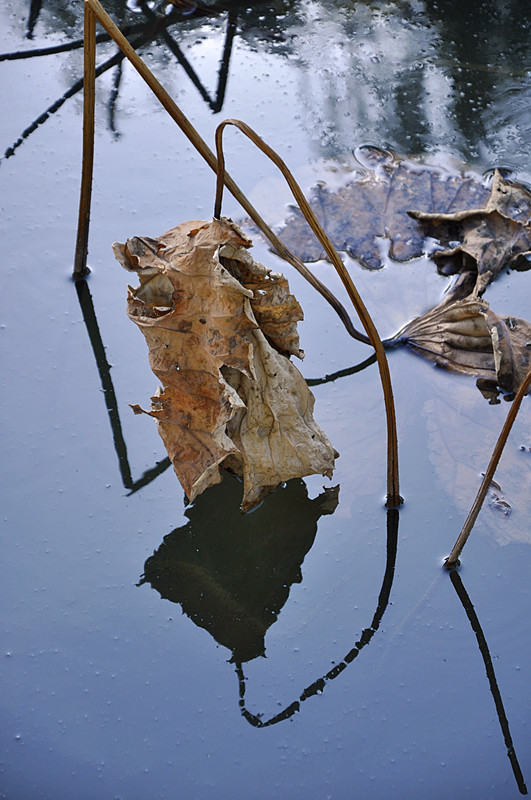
<box><xmin>1</xmin><ymin>2</ymin><xmax>530</xmax><ymax>798</ymax></box>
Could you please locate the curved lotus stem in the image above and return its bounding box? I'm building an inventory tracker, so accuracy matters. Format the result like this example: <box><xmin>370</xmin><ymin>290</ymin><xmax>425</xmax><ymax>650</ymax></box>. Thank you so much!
<box><xmin>214</xmin><ymin>119</ymin><xmax>401</xmax><ymax>508</ymax></box>
<box><xmin>81</xmin><ymin>0</ymin><xmax>369</xmax><ymax>346</ymax></box>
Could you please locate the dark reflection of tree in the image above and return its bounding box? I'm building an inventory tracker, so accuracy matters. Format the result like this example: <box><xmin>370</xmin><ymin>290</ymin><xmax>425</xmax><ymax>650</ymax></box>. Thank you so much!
<box><xmin>423</xmin><ymin>0</ymin><xmax>531</xmax><ymax>159</ymax></box>
<box><xmin>382</xmin><ymin>72</ymin><xmax>431</xmax><ymax>158</ymax></box>
<box><xmin>138</xmin><ymin>475</ymin><xmax>340</xmax><ymax>663</ymax></box>
<box><xmin>448</xmin><ymin>568</ymin><xmax>528</xmax><ymax>796</ymax></box>
<box><xmin>4</xmin><ymin>0</ymin><xmax>531</xmax><ymax>166</ymax></box>
<box><xmin>138</xmin><ymin>0</ymin><xmax>237</xmax><ymax>113</ymax></box>
<box><xmin>16</xmin><ymin>0</ymin><xmax>303</xmax><ymax>45</ymax></box>
<box><xmin>236</xmin><ymin>507</ymin><xmax>398</xmax><ymax>727</ymax></box>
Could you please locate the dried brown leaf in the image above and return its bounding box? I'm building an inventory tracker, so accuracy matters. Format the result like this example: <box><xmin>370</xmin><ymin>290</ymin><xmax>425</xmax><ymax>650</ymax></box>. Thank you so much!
<box><xmin>396</xmin><ymin>294</ymin><xmax>531</xmax><ymax>394</ymax></box>
<box><xmin>114</xmin><ymin>217</ymin><xmax>336</xmax><ymax>511</ymax></box>
<box><xmin>409</xmin><ymin>170</ymin><xmax>531</xmax><ymax>294</ymax></box>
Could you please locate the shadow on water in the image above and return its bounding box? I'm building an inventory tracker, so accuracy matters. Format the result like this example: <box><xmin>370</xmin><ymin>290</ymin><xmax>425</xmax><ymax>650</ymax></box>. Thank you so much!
<box><xmin>135</xmin><ymin>467</ymin><xmax>528</xmax><ymax>795</ymax></box>
<box><xmin>75</xmin><ymin>278</ymin><xmax>172</xmax><ymax>492</ymax></box>
<box><xmin>136</xmin><ymin>478</ymin><xmax>402</xmax><ymax>728</ymax></box>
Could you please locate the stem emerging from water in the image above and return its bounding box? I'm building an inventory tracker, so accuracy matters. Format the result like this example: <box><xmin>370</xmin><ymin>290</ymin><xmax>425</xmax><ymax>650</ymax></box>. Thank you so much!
<box><xmin>73</xmin><ymin>2</ymin><xmax>96</xmax><ymax>279</ymax></box>
<box><xmin>445</xmin><ymin>368</ymin><xmax>531</xmax><ymax>568</ymax></box>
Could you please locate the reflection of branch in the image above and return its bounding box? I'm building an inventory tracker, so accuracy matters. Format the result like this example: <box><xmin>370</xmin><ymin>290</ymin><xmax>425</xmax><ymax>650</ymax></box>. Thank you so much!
<box><xmin>449</xmin><ymin>569</ymin><xmax>528</xmax><ymax>795</ymax></box>
<box><xmin>107</xmin><ymin>61</ymin><xmax>124</xmax><ymax>136</ymax></box>
<box><xmin>235</xmin><ymin>508</ymin><xmax>399</xmax><ymax>727</ymax></box>
<box><xmin>4</xmin><ymin>45</ymin><xmax>123</xmax><ymax>160</ymax></box>
<box><xmin>75</xmin><ymin>279</ymin><xmax>171</xmax><ymax>492</ymax></box>
<box><xmin>140</xmin><ymin>2</ymin><xmax>237</xmax><ymax>113</ymax></box>
<box><xmin>126</xmin><ymin>457</ymin><xmax>172</xmax><ymax>495</ymax></box>
<box><xmin>1</xmin><ymin>24</ymin><xmax>157</xmax><ymax>61</ymax></box>
<box><xmin>2</xmin><ymin>8</ymin><xmax>236</xmax><ymax>158</ymax></box>
<box><xmin>26</xmin><ymin>0</ymin><xmax>42</xmax><ymax>40</ymax></box>
<box><xmin>2</xmin><ymin>13</ymin><xmax>185</xmax><ymax>159</ymax></box>
<box><xmin>211</xmin><ymin>13</ymin><xmax>236</xmax><ymax>113</ymax></box>
<box><xmin>2</xmin><ymin>2</ymin><xmax>223</xmax><ymax>60</ymax></box>
<box><xmin>306</xmin><ymin>353</ymin><xmax>377</xmax><ymax>386</ymax></box>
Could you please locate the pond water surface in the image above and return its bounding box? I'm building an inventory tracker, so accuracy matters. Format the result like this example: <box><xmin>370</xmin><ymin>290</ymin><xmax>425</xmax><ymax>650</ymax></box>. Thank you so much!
<box><xmin>1</xmin><ymin>2</ymin><xmax>531</xmax><ymax>799</ymax></box>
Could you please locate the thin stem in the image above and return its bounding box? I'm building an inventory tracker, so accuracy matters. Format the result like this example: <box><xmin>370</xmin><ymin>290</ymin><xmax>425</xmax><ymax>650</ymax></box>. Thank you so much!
<box><xmin>214</xmin><ymin>119</ymin><xmax>401</xmax><ymax>508</ymax></box>
<box><xmin>73</xmin><ymin>2</ymin><xmax>96</xmax><ymax>279</ymax></box>
<box><xmin>306</xmin><ymin>353</ymin><xmax>377</xmax><ymax>387</ymax></box>
<box><xmin>82</xmin><ymin>0</ymin><xmax>366</xmax><ymax>348</ymax></box>
<box><xmin>445</xmin><ymin>368</ymin><xmax>531</xmax><ymax>568</ymax></box>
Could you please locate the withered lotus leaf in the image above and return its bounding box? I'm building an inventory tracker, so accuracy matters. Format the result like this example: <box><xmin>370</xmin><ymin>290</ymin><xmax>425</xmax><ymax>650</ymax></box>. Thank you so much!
<box><xmin>409</xmin><ymin>170</ymin><xmax>531</xmax><ymax>295</ymax></box>
<box><xmin>113</xmin><ymin>217</ymin><xmax>337</xmax><ymax>511</ymax></box>
<box><xmin>396</xmin><ymin>294</ymin><xmax>531</xmax><ymax>394</ymax></box>
<box><xmin>275</xmin><ymin>147</ymin><xmax>490</xmax><ymax>268</ymax></box>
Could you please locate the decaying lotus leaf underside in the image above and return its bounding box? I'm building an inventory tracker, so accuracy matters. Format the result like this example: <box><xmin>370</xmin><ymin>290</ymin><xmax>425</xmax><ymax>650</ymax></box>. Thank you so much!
<box><xmin>409</xmin><ymin>169</ymin><xmax>531</xmax><ymax>295</ymax></box>
<box><xmin>276</xmin><ymin>147</ymin><xmax>491</xmax><ymax>268</ymax></box>
<box><xmin>396</xmin><ymin>294</ymin><xmax>531</xmax><ymax>394</ymax></box>
<box><xmin>113</xmin><ymin>217</ymin><xmax>337</xmax><ymax>511</ymax></box>
<box><xmin>275</xmin><ymin>152</ymin><xmax>531</xmax><ymax>292</ymax></box>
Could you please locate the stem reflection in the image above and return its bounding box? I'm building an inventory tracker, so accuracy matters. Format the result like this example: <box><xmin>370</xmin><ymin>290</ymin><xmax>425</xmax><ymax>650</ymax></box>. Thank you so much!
<box><xmin>448</xmin><ymin>568</ymin><xmax>528</xmax><ymax>795</ymax></box>
<box><xmin>236</xmin><ymin>507</ymin><xmax>398</xmax><ymax>727</ymax></box>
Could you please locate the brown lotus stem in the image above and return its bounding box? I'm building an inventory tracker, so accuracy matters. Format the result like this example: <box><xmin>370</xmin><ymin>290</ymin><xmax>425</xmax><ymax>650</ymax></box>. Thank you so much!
<box><xmin>214</xmin><ymin>119</ymin><xmax>401</xmax><ymax>508</ymax></box>
<box><xmin>73</xmin><ymin>1</ymin><xmax>96</xmax><ymax>279</ymax></box>
<box><xmin>80</xmin><ymin>0</ymin><xmax>367</xmax><ymax>345</ymax></box>
<box><xmin>445</xmin><ymin>367</ymin><xmax>531</xmax><ymax>569</ymax></box>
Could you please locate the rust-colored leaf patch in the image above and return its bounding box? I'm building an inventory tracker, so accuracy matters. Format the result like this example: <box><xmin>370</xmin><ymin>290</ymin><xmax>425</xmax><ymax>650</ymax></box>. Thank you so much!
<box><xmin>114</xmin><ymin>217</ymin><xmax>337</xmax><ymax>511</ymax></box>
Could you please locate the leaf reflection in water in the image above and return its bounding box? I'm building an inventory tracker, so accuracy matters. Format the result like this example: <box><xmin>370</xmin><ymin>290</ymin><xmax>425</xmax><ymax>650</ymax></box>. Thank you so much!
<box><xmin>138</xmin><ymin>474</ymin><xmax>339</xmax><ymax>664</ymax></box>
